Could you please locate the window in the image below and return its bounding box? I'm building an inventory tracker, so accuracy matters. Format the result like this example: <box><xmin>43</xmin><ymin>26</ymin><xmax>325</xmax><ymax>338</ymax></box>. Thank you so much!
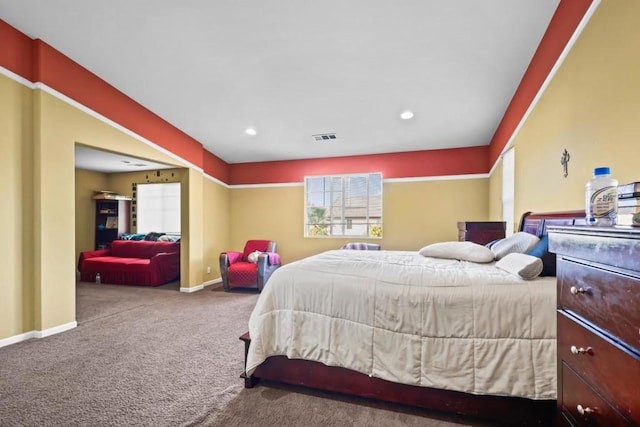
<box><xmin>305</xmin><ymin>173</ymin><xmax>382</xmax><ymax>238</ymax></box>
<box><xmin>136</xmin><ymin>182</ymin><xmax>181</xmax><ymax>234</ymax></box>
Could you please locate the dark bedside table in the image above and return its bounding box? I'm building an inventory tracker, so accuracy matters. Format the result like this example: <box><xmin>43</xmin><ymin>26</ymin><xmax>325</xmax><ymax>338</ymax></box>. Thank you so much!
<box><xmin>457</xmin><ymin>221</ymin><xmax>506</xmax><ymax>245</ymax></box>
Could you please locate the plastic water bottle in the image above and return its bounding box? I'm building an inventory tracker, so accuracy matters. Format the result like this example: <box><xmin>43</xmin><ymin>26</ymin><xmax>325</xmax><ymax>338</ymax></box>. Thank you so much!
<box><xmin>585</xmin><ymin>167</ymin><xmax>618</xmax><ymax>226</ymax></box>
<box><xmin>95</xmin><ymin>273</ymin><xmax>101</xmax><ymax>285</ymax></box>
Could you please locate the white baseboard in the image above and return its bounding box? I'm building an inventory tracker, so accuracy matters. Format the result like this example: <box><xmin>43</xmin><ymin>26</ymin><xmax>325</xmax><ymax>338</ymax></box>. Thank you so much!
<box><xmin>203</xmin><ymin>277</ymin><xmax>222</xmax><ymax>287</ymax></box>
<box><xmin>180</xmin><ymin>284</ymin><xmax>203</xmax><ymax>293</ymax></box>
<box><xmin>36</xmin><ymin>321</ymin><xmax>78</xmax><ymax>338</ymax></box>
<box><xmin>179</xmin><ymin>277</ymin><xmax>222</xmax><ymax>293</ymax></box>
<box><xmin>0</xmin><ymin>321</ymin><xmax>77</xmax><ymax>348</ymax></box>
<box><xmin>0</xmin><ymin>331</ymin><xmax>36</xmax><ymax>348</ymax></box>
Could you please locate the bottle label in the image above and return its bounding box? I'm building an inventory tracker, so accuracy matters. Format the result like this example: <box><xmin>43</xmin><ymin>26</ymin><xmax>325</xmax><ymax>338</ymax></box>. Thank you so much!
<box><xmin>590</xmin><ymin>186</ymin><xmax>617</xmax><ymax>218</ymax></box>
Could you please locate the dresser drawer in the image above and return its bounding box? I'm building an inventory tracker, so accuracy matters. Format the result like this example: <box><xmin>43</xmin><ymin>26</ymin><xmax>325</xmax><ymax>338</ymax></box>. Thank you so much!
<box><xmin>557</xmin><ymin>258</ymin><xmax>640</xmax><ymax>350</ymax></box>
<box><xmin>558</xmin><ymin>312</ymin><xmax>640</xmax><ymax>425</ymax></box>
<box><xmin>560</xmin><ymin>363</ymin><xmax>631</xmax><ymax>426</ymax></box>
<box><xmin>549</xmin><ymin>229</ymin><xmax>640</xmax><ymax>272</ymax></box>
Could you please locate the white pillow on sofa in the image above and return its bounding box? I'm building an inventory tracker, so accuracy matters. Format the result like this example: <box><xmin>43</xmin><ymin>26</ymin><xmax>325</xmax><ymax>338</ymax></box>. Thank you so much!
<box><xmin>419</xmin><ymin>241</ymin><xmax>495</xmax><ymax>263</ymax></box>
<box><xmin>490</xmin><ymin>232</ymin><xmax>540</xmax><ymax>260</ymax></box>
<box><xmin>495</xmin><ymin>253</ymin><xmax>543</xmax><ymax>280</ymax></box>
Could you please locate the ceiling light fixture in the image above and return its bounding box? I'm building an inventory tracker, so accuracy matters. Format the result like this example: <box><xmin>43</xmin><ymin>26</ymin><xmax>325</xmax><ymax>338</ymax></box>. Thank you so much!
<box><xmin>245</xmin><ymin>128</ymin><xmax>257</xmax><ymax>136</ymax></box>
<box><xmin>400</xmin><ymin>111</ymin><xmax>414</xmax><ymax>120</ymax></box>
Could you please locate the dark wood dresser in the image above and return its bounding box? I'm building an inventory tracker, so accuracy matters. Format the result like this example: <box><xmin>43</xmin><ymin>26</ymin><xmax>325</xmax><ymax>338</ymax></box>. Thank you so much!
<box><xmin>457</xmin><ymin>221</ymin><xmax>505</xmax><ymax>245</ymax></box>
<box><xmin>548</xmin><ymin>226</ymin><xmax>640</xmax><ymax>426</ymax></box>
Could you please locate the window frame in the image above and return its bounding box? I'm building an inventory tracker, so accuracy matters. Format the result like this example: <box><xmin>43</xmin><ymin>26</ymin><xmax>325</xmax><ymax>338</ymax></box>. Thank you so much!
<box><xmin>304</xmin><ymin>172</ymin><xmax>382</xmax><ymax>239</ymax></box>
<box><xmin>135</xmin><ymin>182</ymin><xmax>181</xmax><ymax>234</ymax></box>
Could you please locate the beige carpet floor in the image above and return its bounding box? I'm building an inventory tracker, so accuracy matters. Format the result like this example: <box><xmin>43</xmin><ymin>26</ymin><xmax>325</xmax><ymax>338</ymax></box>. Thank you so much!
<box><xmin>0</xmin><ymin>282</ymin><xmax>494</xmax><ymax>426</ymax></box>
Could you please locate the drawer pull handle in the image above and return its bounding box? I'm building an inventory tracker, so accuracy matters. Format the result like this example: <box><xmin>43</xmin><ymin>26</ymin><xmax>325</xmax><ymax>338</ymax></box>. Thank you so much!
<box><xmin>570</xmin><ymin>286</ymin><xmax>588</xmax><ymax>295</ymax></box>
<box><xmin>577</xmin><ymin>404</ymin><xmax>595</xmax><ymax>416</ymax></box>
<box><xmin>570</xmin><ymin>345</ymin><xmax>592</xmax><ymax>355</ymax></box>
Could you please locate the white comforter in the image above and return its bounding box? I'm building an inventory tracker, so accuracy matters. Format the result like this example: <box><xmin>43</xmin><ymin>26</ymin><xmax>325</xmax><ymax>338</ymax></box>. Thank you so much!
<box><xmin>246</xmin><ymin>250</ymin><xmax>557</xmax><ymax>400</ymax></box>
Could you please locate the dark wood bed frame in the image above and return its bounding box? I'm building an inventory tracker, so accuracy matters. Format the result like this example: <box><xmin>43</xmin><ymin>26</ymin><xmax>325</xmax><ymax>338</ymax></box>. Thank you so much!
<box><xmin>240</xmin><ymin>210</ymin><xmax>586</xmax><ymax>426</ymax></box>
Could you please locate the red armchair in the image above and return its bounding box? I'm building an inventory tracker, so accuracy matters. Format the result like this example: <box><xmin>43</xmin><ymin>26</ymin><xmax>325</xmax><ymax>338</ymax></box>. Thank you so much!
<box><xmin>219</xmin><ymin>240</ymin><xmax>281</xmax><ymax>292</ymax></box>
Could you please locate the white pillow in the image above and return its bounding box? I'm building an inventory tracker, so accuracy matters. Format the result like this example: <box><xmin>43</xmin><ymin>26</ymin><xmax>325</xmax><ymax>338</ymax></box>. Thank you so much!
<box><xmin>247</xmin><ymin>250</ymin><xmax>262</xmax><ymax>263</ymax></box>
<box><xmin>495</xmin><ymin>253</ymin><xmax>543</xmax><ymax>280</ymax></box>
<box><xmin>490</xmin><ymin>232</ymin><xmax>540</xmax><ymax>260</ymax></box>
<box><xmin>419</xmin><ymin>241</ymin><xmax>495</xmax><ymax>263</ymax></box>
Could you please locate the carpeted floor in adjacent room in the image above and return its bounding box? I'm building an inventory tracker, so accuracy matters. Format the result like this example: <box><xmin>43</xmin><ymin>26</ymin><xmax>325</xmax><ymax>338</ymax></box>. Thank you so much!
<box><xmin>0</xmin><ymin>282</ymin><xmax>491</xmax><ymax>427</ymax></box>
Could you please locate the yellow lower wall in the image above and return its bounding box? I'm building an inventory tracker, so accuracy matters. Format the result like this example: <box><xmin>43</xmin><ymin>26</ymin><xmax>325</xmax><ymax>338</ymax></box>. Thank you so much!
<box><xmin>0</xmin><ymin>74</ymin><xmax>35</xmax><ymax>338</ymax></box>
<box><xmin>384</xmin><ymin>179</ymin><xmax>490</xmax><ymax>250</ymax></box>
<box><xmin>228</xmin><ymin>178</ymin><xmax>490</xmax><ymax>264</ymax></box>
<box><xmin>488</xmin><ymin>162</ymin><xmax>503</xmax><ymax>223</ymax></box>
<box><xmin>202</xmin><ymin>177</ymin><xmax>230</xmax><ymax>280</ymax></box>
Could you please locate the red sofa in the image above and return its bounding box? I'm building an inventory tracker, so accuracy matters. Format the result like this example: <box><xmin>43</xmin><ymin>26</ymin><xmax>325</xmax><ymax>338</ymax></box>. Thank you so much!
<box><xmin>78</xmin><ymin>240</ymin><xmax>180</xmax><ymax>286</ymax></box>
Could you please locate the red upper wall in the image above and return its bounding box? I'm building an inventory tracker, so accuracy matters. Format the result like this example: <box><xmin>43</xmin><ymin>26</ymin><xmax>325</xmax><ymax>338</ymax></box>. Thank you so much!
<box><xmin>1</xmin><ymin>2</ymin><xmax>592</xmax><ymax>185</ymax></box>
<box><xmin>204</xmin><ymin>149</ymin><xmax>230</xmax><ymax>184</ymax></box>
<box><xmin>229</xmin><ymin>146</ymin><xmax>489</xmax><ymax>185</ymax></box>
<box><xmin>0</xmin><ymin>19</ymin><xmax>34</xmax><ymax>81</ymax></box>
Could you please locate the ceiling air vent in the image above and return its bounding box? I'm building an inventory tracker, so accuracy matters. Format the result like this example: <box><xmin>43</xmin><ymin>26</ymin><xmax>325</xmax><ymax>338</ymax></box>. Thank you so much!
<box><xmin>312</xmin><ymin>133</ymin><xmax>337</xmax><ymax>142</ymax></box>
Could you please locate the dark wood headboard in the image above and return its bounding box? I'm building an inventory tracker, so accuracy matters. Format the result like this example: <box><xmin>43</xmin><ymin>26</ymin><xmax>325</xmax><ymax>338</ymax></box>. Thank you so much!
<box><xmin>518</xmin><ymin>210</ymin><xmax>586</xmax><ymax>238</ymax></box>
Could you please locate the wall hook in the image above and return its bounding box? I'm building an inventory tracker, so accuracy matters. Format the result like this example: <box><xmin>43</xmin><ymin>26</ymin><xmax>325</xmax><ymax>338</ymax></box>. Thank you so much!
<box><xmin>560</xmin><ymin>149</ymin><xmax>570</xmax><ymax>178</ymax></box>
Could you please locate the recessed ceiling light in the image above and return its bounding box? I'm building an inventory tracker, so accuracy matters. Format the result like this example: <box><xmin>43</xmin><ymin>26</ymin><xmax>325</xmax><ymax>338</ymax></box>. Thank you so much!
<box><xmin>400</xmin><ymin>111</ymin><xmax>414</xmax><ymax>120</ymax></box>
<box><xmin>245</xmin><ymin>128</ymin><xmax>257</xmax><ymax>136</ymax></box>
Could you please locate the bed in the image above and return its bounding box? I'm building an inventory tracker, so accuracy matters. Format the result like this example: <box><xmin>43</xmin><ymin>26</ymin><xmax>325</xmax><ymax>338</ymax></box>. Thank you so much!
<box><xmin>240</xmin><ymin>211</ymin><xmax>585</xmax><ymax>425</ymax></box>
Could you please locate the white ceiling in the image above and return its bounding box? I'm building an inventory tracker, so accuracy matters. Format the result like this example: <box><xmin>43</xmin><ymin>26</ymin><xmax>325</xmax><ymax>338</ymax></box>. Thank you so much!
<box><xmin>74</xmin><ymin>145</ymin><xmax>176</xmax><ymax>173</ymax></box>
<box><xmin>1</xmin><ymin>0</ymin><xmax>560</xmax><ymax>165</ymax></box>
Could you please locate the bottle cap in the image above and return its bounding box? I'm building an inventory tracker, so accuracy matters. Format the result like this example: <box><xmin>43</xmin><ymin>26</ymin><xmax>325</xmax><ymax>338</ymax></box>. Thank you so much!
<box><xmin>594</xmin><ymin>167</ymin><xmax>610</xmax><ymax>176</ymax></box>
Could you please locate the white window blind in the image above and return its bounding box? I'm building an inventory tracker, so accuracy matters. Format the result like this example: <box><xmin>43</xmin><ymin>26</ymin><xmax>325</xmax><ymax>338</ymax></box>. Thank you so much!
<box><xmin>304</xmin><ymin>173</ymin><xmax>382</xmax><ymax>238</ymax></box>
<box><xmin>136</xmin><ymin>182</ymin><xmax>181</xmax><ymax>234</ymax></box>
<box><xmin>502</xmin><ymin>147</ymin><xmax>515</xmax><ymax>236</ymax></box>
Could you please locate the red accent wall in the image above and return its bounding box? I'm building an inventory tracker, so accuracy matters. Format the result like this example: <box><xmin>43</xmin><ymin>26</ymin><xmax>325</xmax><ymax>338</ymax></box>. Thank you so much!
<box><xmin>0</xmin><ymin>19</ymin><xmax>35</xmax><ymax>81</ymax></box>
<box><xmin>488</xmin><ymin>0</ymin><xmax>594</xmax><ymax>165</ymax></box>
<box><xmin>204</xmin><ymin>150</ymin><xmax>230</xmax><ymax>184</ymax></box>
<box><xmin>228</xmin><ymin>146</ymin><xmax>489</xmax><ymax>185</ymax></box>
